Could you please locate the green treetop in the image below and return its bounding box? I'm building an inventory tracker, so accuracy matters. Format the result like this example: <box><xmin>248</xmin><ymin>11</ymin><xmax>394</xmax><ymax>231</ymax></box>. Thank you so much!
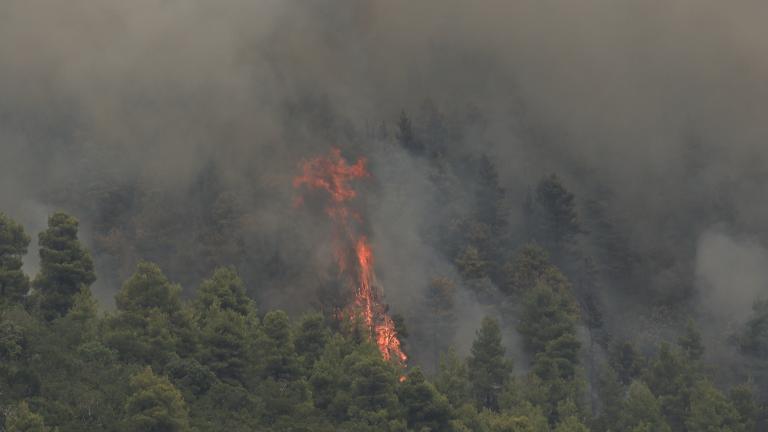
<box><xmin>468</xmin><ymin>316</ymin><xmax>513</xmax><ymax>410</ymax></box>
<box><xmin>122</xmin><ymin>367</ymin><xmax>190</xmax><ymax>432</ymax></box>
<box><xmin>619</xmin><ymin>380</ymin><xmax>670</xmax><ymax>432</ymax></box>
<box><xmin>116</xmin><ymin>261</ymin><xmax>182</xmax><ymax>317</ymax></box>
<box><xmin>34</xmin><ymin>212</ymin><xmax>95</xmax><ymax>319</ymax></box>
<box><xmin>193</xmin><ymin>266</ymin><xmax>253</xmax><ymax>320</ymax></box>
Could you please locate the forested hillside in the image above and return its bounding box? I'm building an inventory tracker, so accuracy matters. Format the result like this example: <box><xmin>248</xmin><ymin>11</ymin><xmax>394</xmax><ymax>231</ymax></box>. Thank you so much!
<box><xmin>1</xmin><ymin>133</ymin><xmax>765</xmax><ymax>431</ymax></box>
<box><xmin>3</xmin><ymin>0</ymin><xmax>768</xmax><ymax>431</ymax></box>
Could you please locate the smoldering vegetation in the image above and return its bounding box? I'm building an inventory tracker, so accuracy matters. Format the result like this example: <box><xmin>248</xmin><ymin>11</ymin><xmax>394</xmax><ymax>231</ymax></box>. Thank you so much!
<box><xmin>2</xmin><ymin>0</ymin><xmax>768</xmax><ymax>423</ymax></box>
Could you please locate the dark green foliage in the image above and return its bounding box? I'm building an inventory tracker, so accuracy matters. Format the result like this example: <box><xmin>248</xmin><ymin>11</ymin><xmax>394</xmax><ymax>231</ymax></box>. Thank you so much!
<box><xmin>294</xmin><ymin>313</ymin><xmax>330</xmax><ymax>371</ymax></box>
<box><xmin>516</xmin><ymin>267</ymin><xmax>584</xmax><ymax>425</ymax></box>
<box><xmin>502</xmin><ymin>244</ymin><xmax>550</xmax><ymax>296</ymax></box>
<box><xmin>0</xmin><ymin>213</ymin><xmax>31</xmax><ymax>306</ymax></box>
<box><xmin>259</xmin><ymin>310</ymin><xmax>301</xmax><ymax>381</ymax></box>
<box><xmin>193</xmin><ymin>266</ymin><xmax>253</xmax><ymax>319</ymax></box>
<box><xmin>468</xmin><ymin>316</ymin><xmax>513</xmax><ymax>410</ymax></box>
<box><xmin>122</xmin><ymin>367</ymin><xmax>190</xmax><ymax>432</ymax></box>
<box><xmin>105</xmin><ymin>262</ymin><xmax>193</xmax><ymax>368</ymax></box>
<box><xmin>347</xmin><ymin>349</ymin><xmax>399</xmax><ymax>416</ymax></box>
<box><xmin>455</xmin><ymin>245</ymin><xmax>490</xmax><ymax>280</ymax></box>
<box><xmin>435</xmin><ymin>347</ymin><xmax>471</xmax><ymax>408</ymax></box>
<box><xmin>116</xmin><ymin>261</ymin><xmax>182</xmax><ymax>317</ymax></box>
<box><xmin>192</xmin><ymin>268</ymin><xmax>254</xmax><ymax>385</ymax></box>
<box><xmin>619</xmin><ymin>380</ymin><xmax>670</xmax><ymax>432</ymax></box>
<box><xmin>34</xmin><ymin>212</ymin><xmax>96</xmax><ymax>320</ymax></box>
<box><xmin>165</xmin><ymin>358</ymin><xmax>216</xmax><ymax>400</ymax></box>
<box><xmin>198</xmin><ymin>306</ymin><xmax>248</xmax><ymax>384</ymax></box>
<box><xmin>5</xmin><ymin>401</ymin><xmax>50</xmax><ymax>432</ymax></box>
<box><xmin>595</xmin><ymin>366</ymin><xmax>623</xmax><ymax>431</ymax></box>
<box><xmin>1</xmin><ymin>202</ymin><xmax>761</xmax><ymax>432</ymax></box>
<box><xmin>729</xmin><ymin>383</ymin><xmax>758</xmax><ymax>432</ymax></box>
<box><xmin>398</xmin><ymin>368</ymin><xmax>452</xmax><ymax>431</ymax></box>
<box><xmin>643</xmin><ymin>343</ymin><xmax>697</xmax><ymax>431</ymax></box>
<box><xmin>309</xmin><ymin>336</ymin><xmax>401</xmax><ymax>428</ymax></box>
<box><xmin>686</xmin><ymin>380</ymin><xmax>744</xmax><ymax>432</ymax></box>
<box><xmin>609</xmin><ymin>341</ymin><xmax>645</xmax><ymax>386</ymax></box>
<box><xmin>518</xmin><ymin>268</ymin><xmax>579</xmax><ymax>357</ymax></box>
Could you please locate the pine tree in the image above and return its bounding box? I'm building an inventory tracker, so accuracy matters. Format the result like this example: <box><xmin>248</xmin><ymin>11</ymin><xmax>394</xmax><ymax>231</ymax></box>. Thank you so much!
<box><xmin>609</xmin><ymin>342</ymin><xmax>645</xmax><ymax>386</ymax></box>
<box><xmin>468</xmin><ymin>316</ymin><xmax>513</xmax><ymax>410</ymax></box>
<box><xmin>198</xmin><ymin>305</ymin><xmax>248</xmax><ymax>384</ymax></box>
<box><xmin>115</xmin><ymin>261</ymin><xmax>182</xmax><ymax>317</ymax></box>
<box><xmin>518</xmin><ymin>269</ymin><xmax>579</xmax><ymax>356</ymax></box>
<box><xmin>347</xmin><ymin>347</ymin><xmax>399</xmax><ymax>419</ymax></box>
<box><xmin>0</xmin><ymin>213</ymin><xmax>31</xmax><ymax>307</ymax></box>
<box><xmin>259</xmin><ymin>310</ymin><xmax>300</xmax><ymax>381</ymax></box>
<box><xmin>309</xmin><ymin>335</ymin><xmax>352</xmax><ymax>419</ymax></box>
<box><xmin>686</xmin><ymin>380</ymin><xmax>742</xmax><ymax>432</ymax></box>
<box><xmin>397</xmin><ymin>367</ymin><xmax>452</xmax><ymax>431</ymax></box>
<box><xmin>294</xmin><ymin>313</ymin><xmax>329</xmax><ymax>371</ymax></box>
<box><xmin>56</xmin><ymin>286</ymin><xmax>100</xmax><ymax>345</ymax></box>
<box><xmin>455</xmin><ymin>245</ymin><xmax>489</xmax><ymax>280</ymax></box>
<box><xmin>729</xmin><ymin>383</ymin><xmax>757</xmax><ymax>432</ymax></box>
<box><xmin>435</xmin><ymin>347</ymin><xmax>471</xmax><ymax>408</ymax></box>
<box><xmin>531</xmin><ymin>174</ymin><xmax>582</xmax><ymax>255</ymax></box>
<box><xmin>595</xmin><ymin>366</ymin><xmax>624</xmax><ymax>431</ymax></box>
<box><xmin>34</xmin><ymin>212</ymin><xmax>96</xmax><ymax>319</ymax></box>
<box><xmin>619</xmin><ymin>380</ymin><xmax>670</xmax><ymax>432</ymax></box>
<box><xmin>122</xmin><ymin>367</ymin><xmax>190</xmax><ymax>432</ymax></box>
<box><xmin>106</xmin><ymin>262</ymin><xmax>190</xmax><ymax>367</ymax></box>
<box><xmin>194</xmin><ymin>266</ymin><xmax>253</xmax><ymax>319</ymax></box>
<box><xmin>502</xmin><ymin>244</ymin><xmax>550</xmax><ymax>296</ymax></box>
<box><xmin>643</xmin><ymin>343</ymin><xmax>696</xmax><ymax>431</ymax></box>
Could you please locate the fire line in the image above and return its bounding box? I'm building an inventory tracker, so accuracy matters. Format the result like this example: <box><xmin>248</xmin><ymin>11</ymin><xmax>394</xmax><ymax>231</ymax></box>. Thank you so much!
<box><xmin>294</xmin><ymin>148</ymin><xmax>407</xmax><ymax>366</ymax></box>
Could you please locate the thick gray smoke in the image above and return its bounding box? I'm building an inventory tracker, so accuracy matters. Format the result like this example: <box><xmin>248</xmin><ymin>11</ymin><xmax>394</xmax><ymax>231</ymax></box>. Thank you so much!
<box><xmin>1</xmin><ymin>0</ymin><xmax>767</xmax><ymax>361</ymax></box>
<box><xmin>697</xmin><ymin>231</ymin><xmax>768</xmax><ymax>322</ymax></box>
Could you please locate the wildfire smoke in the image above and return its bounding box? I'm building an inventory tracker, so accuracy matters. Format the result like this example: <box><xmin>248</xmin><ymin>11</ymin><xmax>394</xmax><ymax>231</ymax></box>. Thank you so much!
<box><xmin>294</xmin><ymin>148</ymin><xmax>407</xmax><ymax>365</ymax></box>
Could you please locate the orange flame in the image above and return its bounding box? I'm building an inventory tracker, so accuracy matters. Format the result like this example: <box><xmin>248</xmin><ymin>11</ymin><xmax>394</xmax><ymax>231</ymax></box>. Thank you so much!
<box><xmin>294</xmin><ymin>148</ymin><xmax>407</xmax><ymax>366</ymax></box>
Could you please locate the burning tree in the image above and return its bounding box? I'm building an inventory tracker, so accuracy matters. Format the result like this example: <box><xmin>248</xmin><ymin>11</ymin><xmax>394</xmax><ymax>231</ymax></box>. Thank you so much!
<box><xmin>293</xmin><ymin>148</ymin><xmax>407</xmax><ymax>366</ymax></box>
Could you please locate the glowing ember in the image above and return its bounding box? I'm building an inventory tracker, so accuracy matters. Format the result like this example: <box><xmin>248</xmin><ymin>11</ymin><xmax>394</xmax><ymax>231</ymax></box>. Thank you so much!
<box><xmin>294</xmin><ymin>147</ymin><xmax>407</xmax><ymax>366</ymax></box>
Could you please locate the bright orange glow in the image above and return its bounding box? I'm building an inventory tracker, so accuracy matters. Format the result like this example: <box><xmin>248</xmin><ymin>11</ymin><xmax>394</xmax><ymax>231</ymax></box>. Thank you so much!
<box><xmin>294</xmin><ymin>148</ymin><xmax>407</xmax><ymax>367</ymax></box>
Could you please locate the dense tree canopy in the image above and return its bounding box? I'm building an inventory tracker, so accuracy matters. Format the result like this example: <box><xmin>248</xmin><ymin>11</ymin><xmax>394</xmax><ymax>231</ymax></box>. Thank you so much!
<box><xmin>1</xmin><ymin>122</ymin><xmax>765</xmax><ymax>432</ymax></box>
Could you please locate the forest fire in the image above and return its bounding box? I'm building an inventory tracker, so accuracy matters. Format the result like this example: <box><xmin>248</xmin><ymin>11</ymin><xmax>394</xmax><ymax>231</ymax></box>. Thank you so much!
<box><xmin>293</xmin><ymin>148</ymin><xmax>407</xmax><ymax>366</ymax></box>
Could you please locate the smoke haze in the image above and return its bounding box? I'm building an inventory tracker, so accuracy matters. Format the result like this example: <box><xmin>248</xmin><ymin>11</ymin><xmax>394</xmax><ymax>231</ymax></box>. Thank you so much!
<box><xmin>2</xmin><ymin>0</ymin><xmax>768</xmax><ymax>362</ymax></box>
